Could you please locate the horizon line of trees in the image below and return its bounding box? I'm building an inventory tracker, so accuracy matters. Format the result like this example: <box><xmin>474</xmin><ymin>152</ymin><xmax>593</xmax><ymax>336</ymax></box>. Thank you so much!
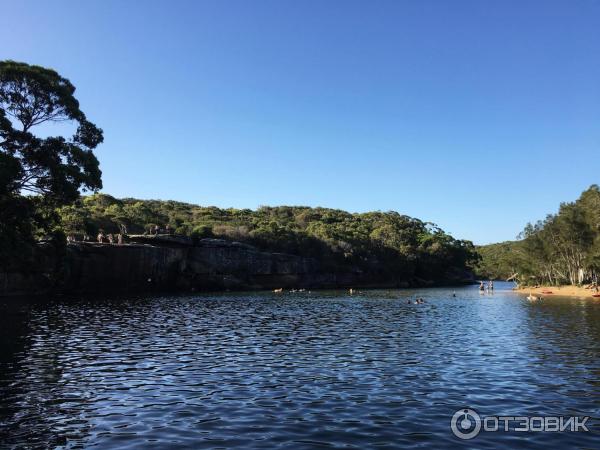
<box><xmin>59</xmin><ymin>194</ymin><xmax>480</xmax><ymax>281</ymax></box>
<box><xmin>476</xmin><ymin>185</ymin><xmax>600</xmax><ymax>286</ymax></box>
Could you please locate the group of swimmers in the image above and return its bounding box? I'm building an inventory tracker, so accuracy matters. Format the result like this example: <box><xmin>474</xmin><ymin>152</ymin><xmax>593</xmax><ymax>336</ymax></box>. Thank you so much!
<box><xmin>349</xmin><ymin>288</ymin><xmax>363</xmax><ymax>295</ymax></box>
<box><xmin>479</xmin><ymin>280</ymin><xmax>494</xmax><ymax>293</ymax></box>
<box><xmin>273</xmin><ymin>288</ymin><xmax>308</xmax><ymax>293</ymax></box>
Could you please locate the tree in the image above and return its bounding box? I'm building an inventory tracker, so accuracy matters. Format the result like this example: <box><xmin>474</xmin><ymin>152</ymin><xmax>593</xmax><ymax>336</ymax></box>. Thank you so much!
<box><xmin>0</xmin><ymin>61</ymin><xmax>103</xmax><ymax>266</ymax></box>
<box><xmin>479</xmin><ymin>186</ymin><xmax>600</xmax><ymax>286</ymax></box>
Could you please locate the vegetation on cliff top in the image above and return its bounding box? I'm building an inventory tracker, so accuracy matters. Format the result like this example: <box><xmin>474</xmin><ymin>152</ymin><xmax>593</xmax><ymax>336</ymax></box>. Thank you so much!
<box><xmin>59</xmin><ymin>194</ymin><xmax>480</xmax><ymax>282</ymax></box>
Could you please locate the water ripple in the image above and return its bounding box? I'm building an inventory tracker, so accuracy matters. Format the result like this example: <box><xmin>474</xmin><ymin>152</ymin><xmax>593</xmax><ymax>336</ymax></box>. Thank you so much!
<box><xmin>1</xmin><ymin>283</ymin><xmax>599</xmax><ymax>448</ymax></box>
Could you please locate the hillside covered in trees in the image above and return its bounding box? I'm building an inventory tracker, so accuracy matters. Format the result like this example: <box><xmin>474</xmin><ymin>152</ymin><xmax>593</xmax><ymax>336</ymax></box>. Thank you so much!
<box><xmin>475</xmin><ymin>241</ymin><xmax>522</xmax><ymax>280</ymax></box>
<box><xmin>477</xmin><ymin>185</ymin><xmax>600</xmax><ymax>286</ymax></box>
<box><xmin>58</xmin><ymin>194</ymin><xmax>479</xmax><ymax>284</ymax></box>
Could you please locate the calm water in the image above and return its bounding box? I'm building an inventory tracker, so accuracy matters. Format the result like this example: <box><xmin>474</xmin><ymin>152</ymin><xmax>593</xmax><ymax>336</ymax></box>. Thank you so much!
<box><xmin>1</xmin><ymin>283</ymin><xmax>599</xmax><ymax>449</ymax></box>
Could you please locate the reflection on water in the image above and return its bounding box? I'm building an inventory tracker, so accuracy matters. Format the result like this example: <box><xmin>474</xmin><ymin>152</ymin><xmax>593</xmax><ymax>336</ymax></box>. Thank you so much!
<box><xmin>1</xmin><ymin>283</ymin><xmax>599</xmax><ymax>448</ymax></box>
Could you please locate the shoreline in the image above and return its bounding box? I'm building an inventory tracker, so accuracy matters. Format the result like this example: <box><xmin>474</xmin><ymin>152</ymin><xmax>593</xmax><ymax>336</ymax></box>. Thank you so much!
<box><xmin>514</xmin><ymin>285</ymin><xmax>600</xmax><ymax>299</ymax></box>
<box><xmin>0</xmin><ymin>281</ymin><xmax>475</xmax><ymax>299</ymax></box>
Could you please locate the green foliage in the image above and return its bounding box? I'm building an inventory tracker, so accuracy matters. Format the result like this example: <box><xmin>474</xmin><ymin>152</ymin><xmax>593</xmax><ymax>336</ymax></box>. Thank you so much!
<box><xmin>191</xmin><ymin>224</ymin><xmax>213</xmax><ymax>239</ymax></box>
<box><xmin>475</xmin><ymin>241</ymin><xmax>524</xmax><ymax>280</ymax></box>
<box><xmin>478</xmin><ymin>185</ymin><xmax>600</xmax><ymax>286</ymax></box>
<box><xmin>0</xmin><ymin>61</ymin><xmax>103</xmax><ymax>267</ymax></box>
<box><xmin>66</xmin><ymin>194</ymin><xmax>479</xmax><ymax>281</ymax></box>
<box><xmin>0</xmin><ymin>61</ymin><xmax>103</xmax><ymax>200</ymax></box>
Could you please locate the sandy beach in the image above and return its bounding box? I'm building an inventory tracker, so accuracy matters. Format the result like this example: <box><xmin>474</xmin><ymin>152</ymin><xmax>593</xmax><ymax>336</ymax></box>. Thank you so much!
<box><xmin>515</xmin><ymin>285</ymin><xmax>600</xmax><ymax>299</ymax></box>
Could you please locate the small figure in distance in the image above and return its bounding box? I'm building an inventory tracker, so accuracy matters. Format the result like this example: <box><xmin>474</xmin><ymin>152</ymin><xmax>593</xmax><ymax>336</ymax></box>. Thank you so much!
<box><xmin>117</xmin><ymin>233</ymin><xmax>124</xmax><ymax>245</ymax></box>
<box><xmin>489</xmin><ymin>280</ymin><xmax>494</xmax><ymax>291</ymax></box>
<box><xmin>108</xmin><ymin>233</ymin><xmax>114</xmax><ymax>244</ymax></box>
<box><xmin>452</xmin><ymin>291</ymin><xmax>456</xmax><ymax>297</ymax></box>
<box><xmin>97</xmin><ymin>231</ymin><xmax>105</xmax><ymax>243</ymax></box>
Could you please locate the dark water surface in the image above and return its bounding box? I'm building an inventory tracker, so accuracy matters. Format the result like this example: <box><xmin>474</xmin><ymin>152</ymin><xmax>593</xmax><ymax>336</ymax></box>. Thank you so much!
<box><xmin>1</xmin><ymin>282</ymin><xmax>599</xmax><ymax>449</ymax></box>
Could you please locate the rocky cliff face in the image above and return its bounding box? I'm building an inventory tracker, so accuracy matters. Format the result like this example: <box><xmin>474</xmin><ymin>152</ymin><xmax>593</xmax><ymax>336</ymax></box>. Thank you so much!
<box><xmin>61</xmin><ymin>236</ymin><xmax>328</xmax><ymax>294</ymax></box>
<box><xmin>1</xmin><ymin>237</ymin><xmax>322</xmax><ymax>296</ymax></box>
<box><xmin>64</xmin><ymin>240</ymin><xmax>188</xmax><ymax>293</ymax></box>
<box><xmin>0</xmin><ymin>236</ymin><xmax>474</xmax><ymax>296</ymax></box>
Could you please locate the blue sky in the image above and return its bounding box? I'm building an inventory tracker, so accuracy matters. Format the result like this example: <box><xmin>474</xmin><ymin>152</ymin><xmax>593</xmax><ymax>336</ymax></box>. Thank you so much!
<box><xmin>2</xmin><ymin>0</ymin><xmax>599</xmax><ymax>244</ymax></box>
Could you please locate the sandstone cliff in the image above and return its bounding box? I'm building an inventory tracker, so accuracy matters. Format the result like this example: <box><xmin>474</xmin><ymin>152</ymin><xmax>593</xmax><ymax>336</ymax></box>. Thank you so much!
<box><xmin>0</xmin><ymin>235</ymin><xmax>473</xmax><ymax>296</ymax></box>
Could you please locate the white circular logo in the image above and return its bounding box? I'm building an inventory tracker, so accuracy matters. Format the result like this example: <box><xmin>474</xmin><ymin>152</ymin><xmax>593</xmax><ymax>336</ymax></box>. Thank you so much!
<box><xmin>450</xmin><ymin>408</ymin><xmax>482</xmax><ymax>440</ymax></box>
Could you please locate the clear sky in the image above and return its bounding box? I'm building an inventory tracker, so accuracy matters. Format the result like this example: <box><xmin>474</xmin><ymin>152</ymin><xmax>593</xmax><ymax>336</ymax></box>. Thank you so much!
<box><xmin>2</xmin><ymin>0</ymin><xmax>599</xmax><ymax>244</ymax></box>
